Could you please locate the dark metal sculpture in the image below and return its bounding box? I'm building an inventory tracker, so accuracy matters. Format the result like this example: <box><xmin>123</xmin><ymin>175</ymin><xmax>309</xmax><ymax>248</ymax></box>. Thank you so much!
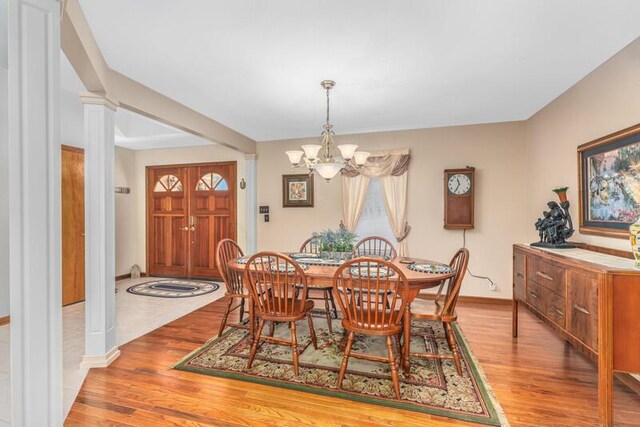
<box><xmin>532</xmin><ymin>198</ymin><xmax>576</xmax><ymax>249</ymax></box>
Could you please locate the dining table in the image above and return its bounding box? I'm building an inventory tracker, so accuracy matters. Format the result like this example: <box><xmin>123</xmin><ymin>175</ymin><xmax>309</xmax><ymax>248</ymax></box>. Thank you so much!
<box><xmin>227</xmin><ymin>255</ymin><xmax>456</xmax><ymax>375</ymax></box>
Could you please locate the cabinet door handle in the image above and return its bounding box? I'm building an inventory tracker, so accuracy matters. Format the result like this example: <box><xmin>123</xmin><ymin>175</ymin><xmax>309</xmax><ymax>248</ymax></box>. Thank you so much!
<box><xmin>528</xmin><ymin>290</ymin><xmax>539</xmax><ymax>299</ymax></box>
<box><xmin>552</xmin><ymin>307</ymin><xmax>564</xmax><ymax>316</ymax></box>
<box><xmin>536</xmin><ymin>271</ymin><xmax>553</xmax><ymax>281</ymax></box>
<box><xmin>573</xmin><ymin>304</ymin><xmax>590</xmax><ymax>315</ymax></box>
<box><xmin>516</xmin><ymin>272</ymin><xmax>524</xmax><ymax>279</ymax></box>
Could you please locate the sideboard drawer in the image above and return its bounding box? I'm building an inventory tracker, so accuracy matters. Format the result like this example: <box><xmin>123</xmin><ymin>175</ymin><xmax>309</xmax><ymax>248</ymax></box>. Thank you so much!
<box><xmin>545</xmin><ymin>290</ymin><xmax>567</xmax><ymax>329</ymax></box>
<box><xmin>526</xmin><ymin>280</ymin><xmax>546</xmax><ymax>313</ymax></box>
<box><xmin>527</xmin><ymin>257</ymin><xmax>566</xmax><ymax>294</ymax></box>
<box><xmin>568</xmin><ymin>271</ymin><xmax>599</xmax><ymax>351</ymax></box>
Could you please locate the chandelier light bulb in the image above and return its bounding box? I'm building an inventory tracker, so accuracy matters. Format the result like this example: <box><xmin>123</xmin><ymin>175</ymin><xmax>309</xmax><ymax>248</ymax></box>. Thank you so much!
<box><xmin>301</xmin><ymin>144</ymin><xmax>322</xmax><ymax>161</ymax></box>
<box><xmin>337</xmin><ymin>144</ymin><xmax>358</xmax><ymax>160</ymax></box>
<box><xmin>285</xmin><ymin>150</ymin><xmax>304</xmax><ymax>166</ymax></box>
<box><xmin>315</xmin><ymin>162</ymin><xmax>343</xmax><ymax>181</ymax></box>
<box><xmin>353</xmin><ymin>151</ymin><xmax>371</xmax><ymax>166</ymax></box>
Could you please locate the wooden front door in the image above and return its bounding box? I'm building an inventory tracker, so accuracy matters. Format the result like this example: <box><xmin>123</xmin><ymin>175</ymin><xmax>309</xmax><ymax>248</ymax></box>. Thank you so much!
<box><xmin>147</xmin><ymin>162</ymin><xmax>236</xmax><ymax>279</ymax></box>
<box><xmin>62</xmin><ymin>146</ymin><xmax>85</xmax><ymax>306</ymax></box>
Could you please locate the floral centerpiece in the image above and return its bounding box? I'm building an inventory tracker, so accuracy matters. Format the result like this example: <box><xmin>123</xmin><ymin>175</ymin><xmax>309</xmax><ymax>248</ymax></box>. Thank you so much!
<box><xmin>312</xmin><ymin>225</ymin><xmax>357</xmax><ymax>261</ymax></box>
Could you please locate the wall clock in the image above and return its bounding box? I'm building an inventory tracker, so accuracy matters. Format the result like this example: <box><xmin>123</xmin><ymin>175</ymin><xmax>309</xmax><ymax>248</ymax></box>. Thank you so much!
<box><xmin>444</xmin><ymin>167</ymin><xmax>475</xmax><ymax>229</ymax></box>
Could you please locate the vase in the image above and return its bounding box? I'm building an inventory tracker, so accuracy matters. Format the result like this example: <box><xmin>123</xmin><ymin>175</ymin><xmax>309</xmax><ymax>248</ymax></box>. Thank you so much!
<box><xmin>630</xmin><ymin>218</ymin><xmax>640</xmax><ymax>268</ymax></box>
<box><xmin>554</xmin><ymin>190</ymin><xmax>568</xmax><ymax>203</ymax></box>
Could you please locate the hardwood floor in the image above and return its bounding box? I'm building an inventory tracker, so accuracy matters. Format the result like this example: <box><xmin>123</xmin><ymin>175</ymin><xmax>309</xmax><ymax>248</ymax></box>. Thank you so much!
<box><xmin>66</xmin><ymin>299</ymin><xmax>640</xmax><ymax>426</ymax></box>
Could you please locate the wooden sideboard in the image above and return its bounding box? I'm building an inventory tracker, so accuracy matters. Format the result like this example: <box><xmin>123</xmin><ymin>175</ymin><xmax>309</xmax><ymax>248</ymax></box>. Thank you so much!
<box><xmin>512</xmin><ymin>244</ymin><xmax>640</xmax><ymax>427</ymax></box>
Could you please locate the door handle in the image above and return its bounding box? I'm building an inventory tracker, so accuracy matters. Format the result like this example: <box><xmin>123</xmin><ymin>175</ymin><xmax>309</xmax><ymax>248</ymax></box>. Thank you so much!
<box><xmin>528</xmin><ymin>290</ymin><xmax>539</xmax><ymax>299</ymax></box>
<box><xmin>181</xmin><ymin>226</ymin><xmax>189</xmax><ymax>231</ymax></box>
<box><xmin>552</xmin><ymin>307</ymin><xmax>564</xmax><ymax>316</ymax></box>
<box><xmin>516</xmin><ymin>272</ymin><xmax>524</xmax><ymax>279</ymax></box>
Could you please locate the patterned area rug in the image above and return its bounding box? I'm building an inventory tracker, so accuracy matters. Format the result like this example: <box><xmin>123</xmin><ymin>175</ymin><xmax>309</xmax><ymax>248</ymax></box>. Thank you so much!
<box><xmin>126</xmin><ymin>279</ymin><xmax>220</xmax><ymax>298</ymax></box>
<box><xmin>174</xmin><ymin>315</ymin><xmax>507</xmax><ymax>426</ymax></box>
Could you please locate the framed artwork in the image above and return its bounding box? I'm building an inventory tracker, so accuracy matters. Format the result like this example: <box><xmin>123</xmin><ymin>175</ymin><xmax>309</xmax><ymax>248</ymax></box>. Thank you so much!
<box><xmin>578</xmin><ymin>123</ymin><xmax>640</xmax><ymax>238</ymax></box>
<box><xmin>282</xmin><ymin>174</ymin><xmax>314</xmax><ymax>208</ymax></box>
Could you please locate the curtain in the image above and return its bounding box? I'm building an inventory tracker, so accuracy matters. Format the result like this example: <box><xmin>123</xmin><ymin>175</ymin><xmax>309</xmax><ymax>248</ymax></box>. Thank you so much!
<box><xmin>381</xmin><ymin>172</ymin><xmax>410</xmax><ymax>256</ymax></box>
<box><xmin>342</xmin><ymin>148</ymin><xmax>411</xmax><ymax>254</ymax></box>
<box><xmin>341</xmin><ymin>174</ymin><xmax>370</xmax><ymax>232</ymax></box>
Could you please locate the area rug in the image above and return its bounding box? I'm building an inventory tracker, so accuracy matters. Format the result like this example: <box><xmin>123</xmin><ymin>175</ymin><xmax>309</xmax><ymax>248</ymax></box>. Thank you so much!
<box><xmin>173</xmin><ymin>315</ymin><xmax>507</xmax><ymax>426</ymax></box>
<box><xmin>126</xmin><ymin>279</ymin><xmax>220</xmax><ymax>298</ymax></box>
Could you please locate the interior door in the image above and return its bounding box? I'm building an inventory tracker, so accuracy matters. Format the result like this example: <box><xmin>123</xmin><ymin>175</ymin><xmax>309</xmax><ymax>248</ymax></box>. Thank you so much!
<box><xmin>147</xmin><ymin>167</ymin><xmax>189</xmax><ymax>277</ymax></box>
<box><xmin>188</xmin><ymin>163</ymin><xmax>237</xmax><ymax>278</ymax></box>
<box><xmin>61</xmin><ymin>146</ymin><xmax>85</xmax><ymax>306</ymax></box>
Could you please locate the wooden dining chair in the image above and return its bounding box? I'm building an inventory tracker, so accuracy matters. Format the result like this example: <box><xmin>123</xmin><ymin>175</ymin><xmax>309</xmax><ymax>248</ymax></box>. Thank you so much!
<box><xmin>354</xmin><ymin>236</ymin><xmax>398</xmax><ymax>259</ymax></box>
<box><xmin>244</xmin><ymin>252</ymin><xmax>318</xmax><ymax>376</ymax></box>
<box><xmin>410</xmin><ymin>248</ymin><xmax>469</xmax><ymax>376</ymax></box>
<box><xmin>215</xmin><ymin>238</ymin><xmax>251</xmax><ymax>338</ymax></box>
<box><xmin>299</xmin><ymin>237</ymin><xmax>321</xmax><ymax>254</ymax></box>
<box><xmin>298</xmin><ymin>237</ymin><xmax>338</xmax><ymax>333</ymax></box>
<box><xmin>332</xmin><ymin>258</ymin><xmax>408</xmax><ymax>399</ymax></box>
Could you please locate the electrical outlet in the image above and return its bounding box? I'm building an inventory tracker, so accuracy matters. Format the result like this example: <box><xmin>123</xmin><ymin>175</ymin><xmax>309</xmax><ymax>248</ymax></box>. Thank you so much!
<box><xmin>264</xmin><ymin>214</ymin><xmax>270</xmax><ymax>222</ymax></box>
<box><xmin>488</xmin><ymin>282</ymin><xmax>497</xmax><ymax>292</ymax></box>
<box><xmin>259</xmin><ymin>206</ymin><xmax>269</xmax><ymax>214</ymax></box>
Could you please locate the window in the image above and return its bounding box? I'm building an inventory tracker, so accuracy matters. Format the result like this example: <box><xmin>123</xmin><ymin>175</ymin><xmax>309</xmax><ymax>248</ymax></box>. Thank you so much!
<box><xmin>154</xmin><ymin>174</ymin><xmax>183</xmax><ymax>192</ymax></box>
<box><xmin>196</xmin><ymin>173</ymin><xmax>228</xmax><ymax>191</ymax></box>
<box><xmin>354</xmin><ymin>178</ymin><xmax>397</xmax><ymax>245</ymax></box>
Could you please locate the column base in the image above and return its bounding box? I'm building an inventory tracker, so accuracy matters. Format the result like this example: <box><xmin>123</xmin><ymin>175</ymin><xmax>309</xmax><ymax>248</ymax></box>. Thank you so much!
<box><xmin>81</xmin><ymin>347</ymin><xmax>121</xmax><ymax>368</ymax></box>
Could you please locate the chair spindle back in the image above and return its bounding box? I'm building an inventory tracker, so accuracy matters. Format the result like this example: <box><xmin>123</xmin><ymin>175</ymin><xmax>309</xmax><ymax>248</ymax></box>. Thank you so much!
<box><xmin>216</xmin><ymin>238</ymin><xmax>245</xmax><ymax>295</ymax></box>
<box><xmin>299</xmin><ymin>237</ymin><xmax>321</xmax><ymax>254</ymax></box>
<box><xmin>333</xmin><ymin>258</ymin><xmax>407</xmax><ymax>331</ymax></box>
<box><xmin>354</xmin><ymin>236</ymin><xmax>398</xmax><ymax>259</ymax></box>
<box><xmin>440</xmin><ymin>248</ymin><xmax>469</xmax><ymax>318</ymax></box>
<box><xmin>244</xmin><ymin>252</ymin><xmax>309</xmax><ymax>318</ymax></box>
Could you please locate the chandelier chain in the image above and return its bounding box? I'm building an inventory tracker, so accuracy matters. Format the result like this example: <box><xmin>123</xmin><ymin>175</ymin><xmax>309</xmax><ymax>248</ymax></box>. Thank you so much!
<box><xmin>326</xmin><ymin>87</ymin><xmax>331</xmax><ymax>126</ymax></box>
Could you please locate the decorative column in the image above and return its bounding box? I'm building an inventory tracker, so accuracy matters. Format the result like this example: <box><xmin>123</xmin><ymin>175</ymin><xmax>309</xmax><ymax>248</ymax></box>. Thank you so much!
<box><xmin>80</xmin><ymin>92</ymin><xmax>120</xmax><ymax>367</ymax></box>
<box><xmin>245</xmin><ymin>154</ymin><xmax>258</xmax><ymax>254</ymax></box>
<box><xmin>8</xmin><ymin>0</ymin><xmax>63</xmax><ymax>425</ymax></box>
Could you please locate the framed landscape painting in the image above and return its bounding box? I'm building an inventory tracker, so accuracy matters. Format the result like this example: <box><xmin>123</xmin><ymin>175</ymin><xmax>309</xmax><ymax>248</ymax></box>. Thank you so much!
<box><xmin>282</xmin><ymin>174</ymin><xmax>314</xmax><ymax>208</ymax></box>
<box><xmin>578</xmin><ymin>123</ymin><xmax>640</xmax><ymax>238</ymax></box>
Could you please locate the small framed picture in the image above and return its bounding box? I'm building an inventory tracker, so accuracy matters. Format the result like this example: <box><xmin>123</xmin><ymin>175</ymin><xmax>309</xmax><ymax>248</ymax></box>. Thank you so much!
<box><xmin>283</xmin><ymin>174</ymin><xmax>314</xmax><ymax>208</ymax></box>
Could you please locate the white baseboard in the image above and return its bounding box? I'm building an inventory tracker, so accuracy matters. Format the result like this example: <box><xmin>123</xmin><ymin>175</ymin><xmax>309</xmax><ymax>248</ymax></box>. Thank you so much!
<box><xmin>81</xmin><ymin>347</ymin><xmax>121</xmax><ymax>368</ymax></box>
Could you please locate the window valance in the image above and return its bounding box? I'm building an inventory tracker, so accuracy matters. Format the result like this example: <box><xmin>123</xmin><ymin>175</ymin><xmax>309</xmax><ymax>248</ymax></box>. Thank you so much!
<box><xmin>342</xmin><ymin>148</ymin><xmax>410</xmax><ymax>177</ymax></box>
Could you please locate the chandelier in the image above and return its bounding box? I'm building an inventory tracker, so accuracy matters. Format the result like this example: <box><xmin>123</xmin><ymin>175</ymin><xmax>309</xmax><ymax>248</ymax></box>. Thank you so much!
<box><xmin>285</xmin><ymin>80</ymin><xmax>370</xmax><ymax>181</ymax></box>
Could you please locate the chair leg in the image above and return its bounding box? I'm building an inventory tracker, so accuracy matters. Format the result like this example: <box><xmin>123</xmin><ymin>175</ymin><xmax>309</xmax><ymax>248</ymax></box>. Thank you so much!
<box><xmin>337</xmin><ymin>331</ymin><xmax>355</xmax><ymax>389</ymax></box>
<box><xmin>386</xmin><ymin>336</ymin><xmax>401</xmax><ymax>399</ymax></box>
<box><xmin>247</xmin><ymin>319</ymin><xmax>266</xmax><ymax>370</ymax></box>
<box><xmin>445</xmin><ymin>323</ymin><xmax>463</xmax><ymax>376</ymax></box>
<box><xmin>328</xmin><ymin>290</ymin><xmax>338</xmax><ymax>319</ymax></box>
<box><xmin>268</xmin><ymin>321</ymin><xmax>275</xmax><ymax>337</ymax></box>
<box><xmin>291</xmin><ymin>322</ymin><xmax>300</xmax><ymax>376</ymax></box>
<box><xmin>248</xmin><ymin>298</ymin><xmax>255</xmax><ymax>339</ymax></box>
<box><xmin>218</xmin><ymin>297</ymin><xmax>234</xmax><ymax>338</ymax></box>
<box><xmin>239</xmin><ymin>297</ymin><xmax>245</xmax><ymax>324</ymax></box>
<box><xmin>307</xmin><ymin>312</ymin><xmax>318</xmax><ymax>349</ymax></box>
<box><xmin>323</xmin><ymin>289</ymin><xmax>333</xmax><ymax>333</ymax></box>
<box><xmin>394</xmin><ymin>334</ymin><xmax>402</xmax><ymax>367</ymax></box>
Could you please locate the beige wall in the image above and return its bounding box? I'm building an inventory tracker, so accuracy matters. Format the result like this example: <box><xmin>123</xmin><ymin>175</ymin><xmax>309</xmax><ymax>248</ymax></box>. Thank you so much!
<box><xmin>525</xmin><ymin>38</ymin><xmax>640</xmax><ymax>251</ymax></box>
<box><xmin>114</xmin><ymin>147</ymin><xmax>136</xmax><ymax>276</ymax></box>
<box><xmin>131</xmin><ymin>145</ymin><xmax>247</xmax><ymax>272</ymax></box>
<box><xmin>257</xmin><ymin>122</ymin><xmax>528</xmax><ymax>299</ymax></box>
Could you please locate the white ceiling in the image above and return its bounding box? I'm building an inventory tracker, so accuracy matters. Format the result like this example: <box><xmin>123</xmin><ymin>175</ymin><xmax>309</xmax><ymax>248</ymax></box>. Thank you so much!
<box><xmin>61</xmin><ymin>53</ymin><xmax>212</xmax><ymax>150</ymax></box>
<box><xmin>78</xmin><ymin>0</ymin><xmax>640</xmax><ymax>142</ymax></box>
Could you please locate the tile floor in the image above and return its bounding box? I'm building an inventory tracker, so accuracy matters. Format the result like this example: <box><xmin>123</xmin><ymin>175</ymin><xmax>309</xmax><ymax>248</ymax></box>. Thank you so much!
<box><xmin>0</xmin><ymin>277</ymin><xmax>225</xmax><ymax>426</ymax></box>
